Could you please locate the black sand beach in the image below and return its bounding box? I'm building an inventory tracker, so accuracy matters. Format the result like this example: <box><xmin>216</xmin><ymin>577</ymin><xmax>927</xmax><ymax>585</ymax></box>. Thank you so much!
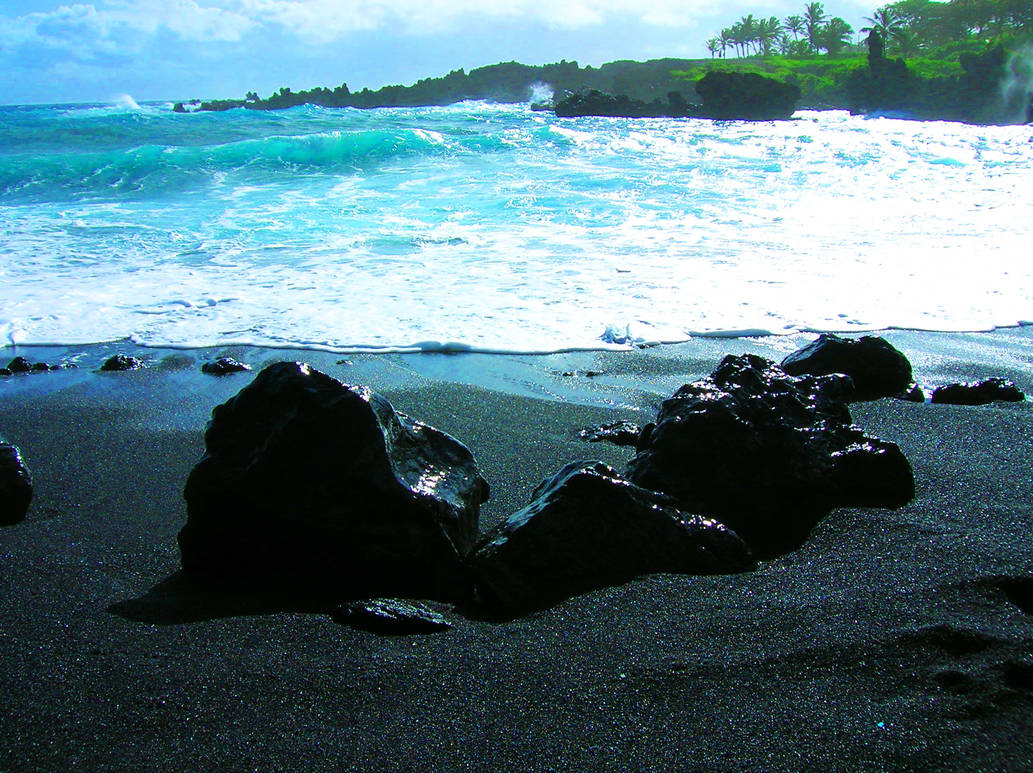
<box><xmin>3</xmin><ymin>329</ymin><xmax>1033</xmax><ymax>770</ymax></box>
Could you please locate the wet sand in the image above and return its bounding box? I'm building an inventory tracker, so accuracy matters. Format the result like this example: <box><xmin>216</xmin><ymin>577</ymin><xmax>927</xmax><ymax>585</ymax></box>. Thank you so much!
<box><xmin>2</xmin><ymin>328</ymin><xmax>1033</xmax><ymax>770</ymax></box>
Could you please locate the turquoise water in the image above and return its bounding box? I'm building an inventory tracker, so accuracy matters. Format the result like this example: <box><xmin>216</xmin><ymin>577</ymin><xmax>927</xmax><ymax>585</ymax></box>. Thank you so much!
<box><xmin>1</xmin><ymin>100</ymin><xmax>1031</xmax><ymax>352</ymax></box>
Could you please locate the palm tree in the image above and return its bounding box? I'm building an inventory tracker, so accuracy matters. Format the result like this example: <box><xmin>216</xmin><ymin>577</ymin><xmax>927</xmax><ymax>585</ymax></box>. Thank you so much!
<box><xmin>757</xmin><ymin>16</ymin><xmax>784</xmax><ymax>56</ymax></box>
<box><xmin>706</xmin><ymin>37</ymin><xmax>721</xmax><ymax>58</ymax></box>
<box><xmin>723</xmin><ymin>25</ymin><xmax>740</xmax><ymax>57</ymax></box>
<box><xmin>861</xmin><ymin>7</ymin><xmax>901</xmax><ymax>38</ymax></box>
<box><xmin>728</xmin><ymin>21</ymin><xmax>748</xmax><ymax>57</ymax></box>
<box><xmin>719</xmin><ymin>28</ymin><xmax>734</xmax><ymax>58</ymax></box>
<box><xmin>739</xmin><ymin>14</ymin><xmax>759</xmax><ymax>55</ymax></box>
<box><xmin>784</xmin><ymin>14</ymin><xmax>805</xmax><ymax>41</ymax></box>
<box><xmin>804</xmin><ymin>2</ymin><xmax>828</xmax><ymax>51</ymax></box>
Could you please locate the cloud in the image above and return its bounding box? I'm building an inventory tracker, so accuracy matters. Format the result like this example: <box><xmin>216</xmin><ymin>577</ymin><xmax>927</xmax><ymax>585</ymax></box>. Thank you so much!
<box><xmin>0</xmin><ymin>0</ymin><xmax>253</xmax><ymax>62</ymax></box>
<box><xmin>1</xmin><ymin>0</ymin><xmax>796</xmax><ymax>56</ymax></box>
<box><xmin>235</xmin><ymin>0</ymin><xmax>727</xmax><ymax>39</ymax></box>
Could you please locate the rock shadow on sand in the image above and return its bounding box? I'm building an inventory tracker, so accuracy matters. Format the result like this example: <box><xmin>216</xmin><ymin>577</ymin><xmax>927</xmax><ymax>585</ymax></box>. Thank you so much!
<box><xmin>107</xmin><ymin>571</ymin><xmax>343</xmax><ymax>624</ymax></box>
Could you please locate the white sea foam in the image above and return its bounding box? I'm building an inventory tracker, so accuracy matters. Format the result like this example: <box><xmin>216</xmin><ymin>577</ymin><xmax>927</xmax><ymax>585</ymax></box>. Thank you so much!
<box><xmin>0</xmin><ymin>106</ymin><xmax>1031</xmax><ymax>353</ymax></box>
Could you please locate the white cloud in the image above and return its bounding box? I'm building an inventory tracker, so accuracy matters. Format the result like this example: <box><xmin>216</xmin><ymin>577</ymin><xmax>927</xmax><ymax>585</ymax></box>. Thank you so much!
<box><xmin>105</xmin><ymin>0</ymin><xmax>255</xmax><ymax>41</ymax></box>
<box><xmin>231</xmin><ymin>0</ymin><xmax>737</xmax><ymax>40</ymax></box>
<box><xmin>1</xmin><ymin>0</ymin><xmax>838</xmax><ymax>61</ymax></box>
<box><xmin>0</xmin><ymin>0</ymin><xmax>253</xmax><ymax>60</ymax></box>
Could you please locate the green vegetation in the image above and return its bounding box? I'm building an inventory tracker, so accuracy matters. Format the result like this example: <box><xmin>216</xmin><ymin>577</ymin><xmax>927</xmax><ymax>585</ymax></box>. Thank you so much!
<box><xmin>706</xmin><ymin>0</ymin><xmax>1032</xmax><ymax>60</ymax></box>
<box><xmin>674</xmin><ymin>54</ymin><xmax>966</xmax><ymax>106</ymax></box>
<box><xmin>694</xmin><ymin>0</ymin><xmax>1031</xmax><ymax>107</ymax></box>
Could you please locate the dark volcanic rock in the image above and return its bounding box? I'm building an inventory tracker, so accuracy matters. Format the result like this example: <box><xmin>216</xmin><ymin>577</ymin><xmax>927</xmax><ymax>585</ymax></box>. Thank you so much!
<box><xmin>0</xmin><ymin>442</ymin><xmax>33</xmax><ymax>525</ymax></box>
<box><xmin>553</xmin><ymin>89</ymin><xmax>673</xmax><ymax>118</ymax></box>
<box><xmin>626</xmin><ymin>354</ymin><xmax>914</xmax><ymax>557</ymax></box>
<box><xmin>578</xmin><ymin>420</ymin><xmax>642</xmax><ymax>447</ymax></box>
<box><xmin>201</xmin><ymin>357</ymin><xmax>251</xmax><ymax>376</ymax></box>
<box><xmin>100</xmin><ymin>355</ymin><xmax>144</xmax><ymax>372</ymax></box>
<box><xmin>780</xmin><ymin>333</ymin><xmax>913</xmax><ymax>400</ymax></box>
<box><xmin>552</xmin><ymin>72</ymin><xmax>799</xmax><ymax>122</ymax></box>
<box><xmin>470</xmin><ymin>461</ymin><xmax>752</xmax><ymax>614</ymax></box>
<box><xmin>931</xmin><ymin>378</ymin><xmax>1025</xmax><ymax>405</ymax></box>
<box><xmin>180</xmin><ymin>361</ymin><xmax>489</xmax><ymax>601</ymax></box>
<box><xmin>847</xmin><ymin>34</ymin><xmax>1028</xmax><ymax>125</ymax></box>
<box><xmin>846</xmin><ymin>31</ymin><xmax>915</xmax><ymax>115</ymax></box>
<box><xmin>331</xmin><ymin>598</ymin><xmax>452</xmax><ymax>634</ymax></box>
<box><xmin>694</xmin><ymin>71</ymin><xmax>800</xmax><ymax>120</ymax></box>
<box><xmin>4</xmin><ymin>358</ymin><xmax>62</xmax><ymax>374</ymax></box>
<box><xmin>896</xmin><ymin>383</ymin><xmax>926</xmax><ymax>403</ymax></box>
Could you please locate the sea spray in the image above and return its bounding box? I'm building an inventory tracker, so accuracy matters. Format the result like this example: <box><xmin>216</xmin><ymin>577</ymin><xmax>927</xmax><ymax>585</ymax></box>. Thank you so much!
<box><xmin>1000</xmin><ymin>44</ymin><xmax>1033</xmax><ymax>124</ymax></box>
<box><xmin>113</xmin><ymin>93</ymin><xmax>142</xmax><ymax>111</ymax></box>
<box><xmin>529</xmin><ymin>81</ymin><xmax>555</xmax><ymax>105</ymax></box>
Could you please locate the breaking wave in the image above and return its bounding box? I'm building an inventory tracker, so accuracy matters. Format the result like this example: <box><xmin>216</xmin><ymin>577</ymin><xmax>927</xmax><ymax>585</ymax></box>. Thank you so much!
<box><xmin>0</xmin><ymin>127</ymin><xmax>509</xmax><ymax>203</ymax></box>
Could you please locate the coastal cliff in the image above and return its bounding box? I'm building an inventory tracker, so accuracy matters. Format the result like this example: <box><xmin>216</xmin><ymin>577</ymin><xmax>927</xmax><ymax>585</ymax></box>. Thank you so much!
<box><xmin>551</xmin><ymin>71</ymin><xmax>801</xmax><ymax>121</ymax></box>
<box><xmin>846</xmin><ymin>32</ymin><xmax>1033</xmax><ymax>124</ymax></box>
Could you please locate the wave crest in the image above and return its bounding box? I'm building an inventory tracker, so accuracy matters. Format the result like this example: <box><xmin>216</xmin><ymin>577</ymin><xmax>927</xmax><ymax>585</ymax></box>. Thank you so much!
<box><xmin>0</xmin><ymin>128</ymin><xmax>498</xmax><ymax>203</ymax></box>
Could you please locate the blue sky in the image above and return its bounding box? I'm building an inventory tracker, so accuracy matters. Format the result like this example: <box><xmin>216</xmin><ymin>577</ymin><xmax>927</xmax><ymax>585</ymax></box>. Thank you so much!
<box><xmin>1</xmin><ymin>0</ymin><xmax>872</xmax><ymax>104</ymax></box>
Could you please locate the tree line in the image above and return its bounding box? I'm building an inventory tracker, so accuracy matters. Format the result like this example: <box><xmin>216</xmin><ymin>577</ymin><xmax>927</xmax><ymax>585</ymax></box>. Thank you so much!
<box><xmin>706</xmin><ymin>0</ymin><xmax>1033</xmax><ymax>59</ymax></box>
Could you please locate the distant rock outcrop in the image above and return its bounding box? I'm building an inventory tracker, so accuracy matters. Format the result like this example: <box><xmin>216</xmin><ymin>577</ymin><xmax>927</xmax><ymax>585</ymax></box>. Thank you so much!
<box><xmin>847</xmin><ymin>32</ymin><xmax>1032</xmax><ymax>125</ymax></box>
<box><xmin>780</xmin><ymin>333</ymin><xmax>914</xmax><ymax>401</ymax></box>
<box><xmin>626</xmin><ymin>354</ymin><xmax>914</xmax><ymax>557</ymax></box>
<box><xmin>693</xmin><ymin>71</ymin><xmax>801</xmax><ymax>120</ymax></box>
<box><xmin>0</xmin><ymin>441</ymin><xmax>33</xmax><ymax>525</ymax></box>
<box><xmin>553</xmin><ymin>72</ymin><xmax>799</xmax><ymax>121</ymax></box>
<box><xmin>553</xmin><ymin>89</ymin><xmax>676</xmax><ymax>118</ymax></box>
<box><xmin>470</xmin><ymin>461</ymin><xmax>753</xmax><ymax>615</ymax></box>
<box><xmin>845</xmin><ymin>31</ymin><xmax>915</xmax><ymax>114</ymax></box>
<box><xmin>179</xmin><ymin>361</ymin><xmax>489</xmax><ymax>601</ymax></box>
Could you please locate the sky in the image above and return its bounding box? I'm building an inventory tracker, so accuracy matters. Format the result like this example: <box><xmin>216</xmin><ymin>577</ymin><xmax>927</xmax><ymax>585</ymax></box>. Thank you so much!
<box><xmin>0</xmin><ymin>0</ymin><xmax>873</xmax><ymax>105</ymax></box>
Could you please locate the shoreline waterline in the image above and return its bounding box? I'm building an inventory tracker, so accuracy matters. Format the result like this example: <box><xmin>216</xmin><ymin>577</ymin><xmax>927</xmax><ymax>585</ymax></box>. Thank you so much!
<box><xmin>3</xmin><ymin>325</ymin><xmax>1032</xmax><ymax>413</ymax></box>
<box><xmin>4</xmin><ymin>319</ymin><xmax>1033</xmax><ymax>357</ymax></box>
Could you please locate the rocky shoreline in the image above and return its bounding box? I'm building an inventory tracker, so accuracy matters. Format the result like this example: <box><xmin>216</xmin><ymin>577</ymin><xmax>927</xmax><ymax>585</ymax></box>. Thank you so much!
<box><xmin>177</xmin><ymin>46</ymin><xmax>1033</xmax><ymax>126</ymax></box>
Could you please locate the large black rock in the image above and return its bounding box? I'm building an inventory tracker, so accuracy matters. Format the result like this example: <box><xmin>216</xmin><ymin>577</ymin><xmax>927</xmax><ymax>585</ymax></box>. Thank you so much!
<box><xmin>780</xmin><ymin>333</ymin><xmax>913</xmax><ymax>401</ymax></box>
<box><xmin>694</xmin><ymin>71</ymin><xmax>800</xmax><ymax>120</ymax></box>
<box><xmin>626</xmin><ymin>354</ymin><xmax>914</xmax><ymax>557</ymax></box>
<box><xmin>552</xmin><ymin>71</ymin><xmax>799</xmax><ymax>122</ymax></box>
<box><xmin>470</xmin><ymin>461</ymin><xmax>752</xmax><ymax>615</ymax></box>
<box><xmin>0</xmin><ymin>441</ymin><xmax>33</xmax><ymax>525</ymax></box>
<box><xmin>553</xmin><ymin>89</ymin><xmax>673</xmax><ymax>118</ymax></box>
<box><xmin>180</xmin><ymin>362</ymin><xmax>489</xmax><ymax>601</ymax></box>
<box><xmin>931</xmin><ymin>378</ymin><xmax>1025</xmax><ymax>405</ymax></box>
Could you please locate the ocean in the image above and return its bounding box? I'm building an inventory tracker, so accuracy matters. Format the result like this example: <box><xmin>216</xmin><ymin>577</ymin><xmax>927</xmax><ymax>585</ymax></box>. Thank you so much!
<box><xmin>1</xmin><ymin>99</ymin><xmax>1030</xmax><ymax>354</ymax></box>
